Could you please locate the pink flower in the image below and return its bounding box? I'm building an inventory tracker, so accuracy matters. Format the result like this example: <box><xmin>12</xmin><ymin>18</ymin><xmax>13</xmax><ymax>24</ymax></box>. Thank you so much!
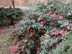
<box><xmin>38</xmin><ymin>14</ymin><xmax>40</xmax><ymax>17</ymax></box>
<box><xmin>67</xmin><ymin>26</ymin><xmax>70</xmax><ymax>30</ymax></box>
<box><xmin>31</xmin><ymin>14</ymin><xmax>35</xmax><ymax>16</ymax></box>
<box><xmin>46</xmin><ymin>45</ymin><xmax>48</xmax><ymax>48</ymax></box>
<box><xmin>20</xmin><ymin>23</ymin><xmax>23</xmax><ymax>25</ymax></box>
<box><xmin>27</xmin><ymin>50</ymin><xmax>29</xmax><ymax>53</ymax></box>
<box><xmin>29</xmin><ymin>32</ymin><xmax>33</xmax><ymax>35</ymax></box>
<box><xmin>38</xmin><ymin>18</ymin><xmax>40</xmax><ymax>21</ymax></box>
<box><xmin>28</xmin><ymin>43</ymin><xmax>30</xmax><ymax>45</ymax></box>
<box><xmin>36</xmin><ymin>48</ymin><xmax>39</xmax><ymax>50</ymax></box>
<box><xmin>56</xmin><ymin>38</ymin><xmax>59</xmax><ymax>41</ymax></box>
<box><xmin>20</xmin><ymin>43</ymin><xmax>22</xmax><ymax>45</ymax></box>
<box><xmin>11</xmin><ymin>31</ymin><xmax>14</xmax><ymax>35</ymax></box>
<box><xmin>60</xmin><ymin>31</ymin><xmax>63</xmax><ymax>34</ymax></box>
<box><xmin>52</xmin><ymin>28</ymin><xmax>56</xmax><ymax>31</ymax></box>
<box><xmin>52</xmin><ymin>19</ymin><xmax>55</xmax><ymax>21</ymax></box>
<box><xmin>16</xmin><ymin>44</ymin><xmax>19</xmax><ymax>48</ymax></box>
<box><xmin>68</xmin><ymin>13</ymin><xmax>71</xmax><ymax>15</ymax></box>
<box><xmin>52</xmin><ymin>14</ymin><xmax>56</xmax><ymax>17</ymax></box>
<box><xmin>10</xmin><ymin>26</ymin><xmax>13</xmax><ymax>28</ymax></box>
<box><xmin>56</xmin><ymin>44</ymin><xmax>59</xmax><ymax>48</ymax></box>
<box><xmin>24</xmin><ymin>40</ymin><xmax>27</xmax><ymax>43</ymax></box>
<box><xmin>21</xmin><ymin>27</ymin><xmax>23</xmax><ymax>29</ymax></box>
<box><xmin>25</xmin><ymin>16</ymin><xmax>29</xmax><ymax>18</ymax></box>
<box><xmin>54</xmin><ymin>31</ymin><xmax>59</xmax><ymax>35</ymax></box>
<box><xmin>49</xmin><ymin>11</ymin><xmax>51</xmax><ymax>15</ymax></box>
<box><xmin>48</xmin><ymin>53</ymin><xmax>51</xmax><ymax>54</ymax></box>
<box><xmin>63</xmin><ymin>10</ymin><xmax>65</xmax><ymax>13</ymax></box>
<box><xmin>32</xmin><ymin>41</ymin><xmax>34</xmax><ymax>43</ymax></box>
<box><xmin>33</xmin><ymin>32</ymin><xmax>35</xmax><ymax>35</ymax></box>
<box><xmin>17</xmin><ymin>53</ymin><xmax>19</xmax><ymax>54</ymax></box>
<box><xmin>50</xmin><ymin>38</ymin><xmax>53</xmax><ymax>40</ymax></box>
<box><xmin>59</xmin><ymin>16</ymin><xmax>62</xmax><ymax>20</ymax></box>
<box><xmin>44</xmin><ymin>20</ymin><xmax>46</xmax><ymax>23</ymax></box>
<box><xmin>14</xmin><ymin>50</ymin><xmax>17</xmax><ymax>52</ymax></box>
<box><xmin>27</xmin><ymin>27</ymin><xmax>30</xmax><ymax>30</ymax></box>
<box><xmin>39</xmin><ymin>25</ymin><xmax>43</xmax><ymax>28</ymax></box>
<box><xmin>65</xmin><ymin>23</ymin><xmax>68</xmax><ymax>26</ymax></box>
<box><xmin>15</xmin><ymin>30</ymin><xmax>18</xmax><ymax>32</ymax></box>
<box><xmin>50</xmin><ymin>26</ymin><xmax>53</xmax><ymax>29</ymax></box>
<box><xmin>41</xmin><ymin>21</ymin><xmax>44</xmax><ymax>24</ymax></box>
<box><xmin>62</xmin><ymin>35</ymin><xmax>65</xmax><ymax>37</ymax></box>
<box><xmin>44</xmin><ymin>40</ymin><xmax>48</xmax><ymax>43</ymax></box>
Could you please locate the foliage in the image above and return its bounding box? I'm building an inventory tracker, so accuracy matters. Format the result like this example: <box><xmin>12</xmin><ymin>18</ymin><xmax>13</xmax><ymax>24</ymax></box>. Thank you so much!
<box><xmin>8</xmin><ymin>0</ymin><xmax>72</xmax><ymax>54</ymax></box>
<box><xmin>0</xmin><ymin>7</ymin><xmax>23</xmax><ymax>26</ymax></box>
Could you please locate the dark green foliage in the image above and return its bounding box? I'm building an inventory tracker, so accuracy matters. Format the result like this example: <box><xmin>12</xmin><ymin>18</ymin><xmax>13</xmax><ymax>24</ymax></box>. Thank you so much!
<box><xmin>0</xmin><ymin>7</ymin><xmax>23</xmax><ymax>26</ymax></box>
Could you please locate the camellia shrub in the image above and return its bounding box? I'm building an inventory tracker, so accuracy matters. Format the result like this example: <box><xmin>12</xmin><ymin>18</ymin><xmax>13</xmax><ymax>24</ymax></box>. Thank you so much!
<box><xmin>8</xmin><ymin>0</ymin><xmax>72</xmax><ymax>54</ymax></box>
<box><xmin>0</xmin><ymin>7</ymin><xmax>23</xmax><ymax>26</ymax></box>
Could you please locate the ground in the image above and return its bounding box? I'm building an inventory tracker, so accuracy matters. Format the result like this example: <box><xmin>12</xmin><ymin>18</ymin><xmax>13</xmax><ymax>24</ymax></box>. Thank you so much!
<box><xmin>0</xmin><ymin>27</ymin><xmax>11</xmax><ymax>54</ymax></box>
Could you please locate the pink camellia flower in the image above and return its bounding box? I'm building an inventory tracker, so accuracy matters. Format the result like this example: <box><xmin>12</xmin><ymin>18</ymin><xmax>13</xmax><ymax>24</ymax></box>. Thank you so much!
<box><xmin>52</xmin><ymin>14</ymin><xmax>56</xmax><ymax>17</ymax></box>
<box><xmin>49</xmin><ymin>11</ymin><xmax>51</xmax><ymax>15</ymax></box>
<box><xmin>50</xmin><ymin>26</ymin><xmax>53</xmax><ymax>29</ymax></box>
<box><xmin>37</xmin><ymin>14</ymin><xmax>40</xmax><ymax>17</ymax></box>
<box><xmin>60</xmin><ymin>31</ymin><xmax>63</xmax><ymax>34</ymax></box>
<box><xmin>50</xmin><ymin>38</ymin><xmax>53</xmax><ymax>40</ymax></box>
<box><xmin>52</xmin><ymin>19</ymin><xmax>55</xmax><ymax>21</ymax></box>
<box><xmin>54</xmin><ymin>31</ymin><xmax>59</xmax><ymax>35</ymax></box>
<box><xmin>36</xmin><ymin>48</ymin><xmax>39</xmax><ymax>50</ymax></box>
<box><xmin>25</xmin><ymin>16</ymin><xmax>29</xmax><ymax>18</ymax></box>
<box><xmin>17</xmin><ymin>53</ymin><xmax>19</xmax><ymax>54</ymax></box>
<box><xmin>41</xmin><ymin>21</ymin><xmax>44</xmax><ymax>24</ymax></box>
<box><xmin>48</xmin><ymin>53</ymin><xmax>52</xmax><ymax>54</ymax></box>
<box><xmin>11</xmin><ymin>31</ymin><xmax>14</xmax><ymax>35</ymax></box>
<box><xmin>39</xmin><ymin>25</ymin><xmax>43</xmax><ymax>28</ymax></box>
<box><xmin>20</xmin><ymin>43</ymin><xmax>22</xmax><ymax>45</ymax></box>
<box><xmin>44</xmin><ymin>40</ymin><xmax>48</xmax><ymax>43</ymax></box>
<box><xmin>20</xmin><ymin>23</ymin><xmax>23</xmax><ymax>25</ymax></box>
<box><xmin>10</xmin><ymin>26</ymin><xmax>13</xmax><ymax>28</ymax></box>
<box><xmin>16</xmin><ymin>44</ymin><xmax>19</xmax><ymax>48</ymax></box>
<box><xmin>56</xmin><ymin>44</ymin><xmax>59</xmax><ymax>48</ymax></box>
<box><xmin>21</xmin><ymin>27</ymin><xmax>23</xmax><ymax>29</ymax></box>
<box><xmin>31</xmin><ymin>14</ymin><xmax>35</xmax><ymax>16</ymax></box>
<box><xmin>56</xmin><ymin>38</ymin><xmax>59</xmax><ymax>42</ymax></box>
<box><xmin>15</xmin><ymin>30</ymin><xmax>18</xmax><ymax>32</ymax></box>
<box><xmin>60</xmin><ymin>14</ymin><xmax>62</xmax><ymax>15</ymax></box>
<box><xmin>24</xmin><ymin>40</ymin><xmax>27</xmax><ymax>43</ymax></box>
<box><xmin>28</xmin><ymin>43</ymin><xmax>30</xmax><ymax>45</ymax></box>
<box><xmin>65</xmin><ymin>23</ymin><xmax>68</xmax><ymax>26</ymax></box>
<box><xmin>29</xmin><ymin>32</ymin><xmax>33</xmax><ymax>35</ymax></box>
<box><xmin>27</xmin><ymin>27</ymin><xmax>30</xmax><ymax>30</ymax></box>
<box><xmin>27</xmin><ymin>50</ymin><xmax>29</xmax><ymax>53</ymax></box>
<box><xmin>28</xmin><ymin>22</ymin><xmax>30</xmax><ymax>24</ymax></box>
<box><xmin>67</xmin><ymin>26</ymin><xmax>70</xmax><ymax>30</ymax></box>
<box><xmin>14</xmin><ymin>50</ymin><xmax>17</xmax><ymax>52</ymax></box>
<box><xmin>59</xmin><ymin>16</ymin><xmax>62</xmax><ymax>20</ymax></box>
<box><xmin>46</xmin><ymin>45</ymin><xmax>48</xmax><ymax>48</ymax></box>
<box><xmin>38</xmin><ymin>18</ymin><xmax>40</xmax><ymax>21</ymax></box>
<box><xmin>62</xmin><ymin>35</ymin><xmax>65</xmax><ymax>37</ymax></box>
<box><xmin>52</xmin><ymin>28</ymin><xmax>56</xmax><ymax>31</ymax></box>
<box><xmin>68</xmin><ymin>13</ymin><xmax>71</xmax><ymax>15</ymax></box>
<box><xmin>32</xmin><ymin>32</ymin><xmax>35</xmax><ymax>35</ymax></box>
<box><xmin>32</xmin><ymin>41</ymin><xmax>34</xmax><ymax>43</ymax></box>
<box><xmin>63</xmin><ymin>10</ymin><xmax>65</xmax><ymax>13</ymax></box>
<box><xmin>22</xmin><ymin>20</ymin><xmax>24</xmax><ymax>22</ymax></box>
<box><xmin>44</xmin><ymin>20</ymin><xmax>46</xmax><ymax>23</ymax></box>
